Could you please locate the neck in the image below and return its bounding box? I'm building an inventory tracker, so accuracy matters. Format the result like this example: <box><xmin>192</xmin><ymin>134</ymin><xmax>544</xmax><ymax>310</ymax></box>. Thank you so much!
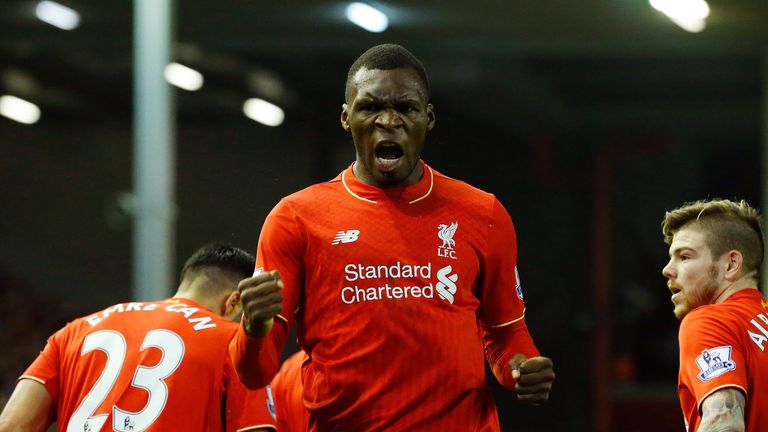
<box><xmin>174</xmin><ymin>277</ymin><xmax>224</xmax><ymax>315</ymax></box>
<box><xmin>713</xmin><ymin>278</ymin><xmax>757</xmax><ymax>304</ymax></box>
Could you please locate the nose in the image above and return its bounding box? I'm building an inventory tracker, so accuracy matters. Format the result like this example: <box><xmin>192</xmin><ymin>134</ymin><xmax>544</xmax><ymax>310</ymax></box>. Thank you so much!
<box><xmin>662</xmin><ymin>260</ymin><xmax>675</xmax><ymax>280</ymax></box>
<box><xmin>375</xmin><ymin>108</ymin><xmax>403</xmax><ymax>129</ymax></box>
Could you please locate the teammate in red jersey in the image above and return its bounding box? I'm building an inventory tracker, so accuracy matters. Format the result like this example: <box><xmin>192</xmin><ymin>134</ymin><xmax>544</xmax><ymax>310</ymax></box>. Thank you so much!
<box><xmin>662</xmin><ymin>198</ymin><xmax>768</xmax><ymax>432</ymax></box>
<box><xmin>0</xmin><ymin>243</ymin><xmax>276</xmax><ymax>432</ymax></box>
<box><xmin>269</xmin><ymin>350</ymin><xmax>309</xmax><ymax>432</ymax></box>
<box><xmin>230</xmin><ymin>44</ymin><xmax>555</xmax><ymax>431</ymax></box>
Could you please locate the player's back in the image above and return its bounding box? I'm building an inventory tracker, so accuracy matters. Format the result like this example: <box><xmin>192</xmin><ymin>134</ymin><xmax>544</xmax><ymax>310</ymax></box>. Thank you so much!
<box><xmin>27</xmin><ymin>298</ymin><xmax>238</xmax><ymax>432</ymax></box>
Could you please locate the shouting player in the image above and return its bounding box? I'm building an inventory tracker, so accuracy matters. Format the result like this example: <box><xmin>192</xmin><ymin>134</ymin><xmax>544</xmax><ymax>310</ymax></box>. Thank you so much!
<box><xmin>230</xmin><ymin>44</ymin><xmax>554</xmax><ymax>431</ymax></box>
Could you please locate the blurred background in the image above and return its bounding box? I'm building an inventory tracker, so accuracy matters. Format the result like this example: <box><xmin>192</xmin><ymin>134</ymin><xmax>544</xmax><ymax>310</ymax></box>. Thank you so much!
<box><xmin>1</xmin><ymin>0</ymin><xmax>767</xmax><ymax>430</ymax></box>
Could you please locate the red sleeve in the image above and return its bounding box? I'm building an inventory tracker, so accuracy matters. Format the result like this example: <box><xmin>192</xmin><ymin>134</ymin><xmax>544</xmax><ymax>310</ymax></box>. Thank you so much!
<box><xmin>230</xmin><ymin>319</ymin><xmax>288</xmax><ymax>390</ymax></box>
<box><xmin>225</xmin><ymin>357</ymin><xmax>277</xmax><ymax>432</ymax></box>
<box><xmin>19</xmin><ymin>326</ymin><xmax>67</xmax><ymax>402</ymax></box>
<box><xmin>230</xmin><ymin>199</ymin><xmax>304</xmax><ymax>389</ymax></box>
<box><xmin>482</xmin><ymin>320</ymin><xmax>540</xmax><ymax>390</ymax></box>
<box><xmin>256</xmin><ymin>198</ymin><xmax>305</xmax><ymax>326</ymax></box>
<box><xmin>679</xmin><ymin>310</ymin><xmax>747</xmax><ymax>410</ymax></box>
<box><xmin>477</xmin><ymin>198</ymin><xmax>527</xmax><ymax>327</ymax></box>
<box><xmin>478</xmin><ymin>198</ymin><xmax>540</xmax><ymax>389</ymax></box>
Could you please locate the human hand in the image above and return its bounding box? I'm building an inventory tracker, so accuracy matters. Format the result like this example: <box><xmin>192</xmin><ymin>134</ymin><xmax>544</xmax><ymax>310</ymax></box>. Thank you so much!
<box><xmin>508</xmin><ymin>354</ymin><xmax>555</xmax><ymax>405</ymax></box>
<box><xmin>239</xmin><ymin>270</ymin><xmax>283</xmax><ymax>337</ymax></box>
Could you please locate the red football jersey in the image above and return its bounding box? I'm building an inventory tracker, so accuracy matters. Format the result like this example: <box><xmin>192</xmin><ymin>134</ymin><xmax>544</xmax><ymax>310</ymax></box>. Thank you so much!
<box><xmin>232</xmin><ymin>161</ymin><xmax>539</xmax><ymax>431</ymax></box>
<box><xmin>270</xmin><ymin>350</ymin><xmax>309</xmax><ymax>432</ymax></box>
<box><xmin>21</xmin><ymin>298</ymin><xmax>276</xmax><ymax>432</ymax></box>
<box><xmin>678</xmin><ymin>289</ymin><xmax>768</xmax><ymax>431</ymax></box>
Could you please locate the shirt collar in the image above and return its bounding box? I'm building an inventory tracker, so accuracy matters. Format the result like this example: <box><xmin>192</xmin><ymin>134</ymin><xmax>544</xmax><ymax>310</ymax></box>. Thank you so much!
<box><xmin>339</xmin><ymin>160</ymin><xmax>434</xmax><ymax>205</ymax></box>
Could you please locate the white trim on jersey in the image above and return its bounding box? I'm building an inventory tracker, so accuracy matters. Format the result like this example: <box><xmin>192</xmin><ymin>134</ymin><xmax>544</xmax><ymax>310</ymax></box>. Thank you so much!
<box><xmin>489</xmin><ymin>309</ymin><xmax>526</xmax><ymax>328</ymax></box>
<box><xmin>341</xmin><ymin>164</ymin><xmax>434</xmax><ymax>204</ymax></box>
<box><xmin>18</xmin><ymin>375</ymin><xmax>46</xmax><ymax>385</ymax></box>
<box><xmin>238</xmin><ymin>424</ymin><xmax>277</xmax><ymax>431</ymax></box>
<box><xmin>408</xmin><ymin>165</ymin><xmax>434</xmax><ymax>204</ymax></box>
<box><xmin>341</xmin><ymin>169</ymin><xmax>378</xmax><ymax>204</ymax></box>
<box><xmin>695</xmin><ymin>384</ymin><xmax>748</xmax><ymax>415</ymax></box>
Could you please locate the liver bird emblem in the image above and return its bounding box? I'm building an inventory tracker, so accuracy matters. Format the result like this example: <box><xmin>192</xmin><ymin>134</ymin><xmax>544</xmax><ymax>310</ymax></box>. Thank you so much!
<box><xmin>438</xmin><ymin>222</ymin><xmax>458</xmax><ymax>249</ymax></box>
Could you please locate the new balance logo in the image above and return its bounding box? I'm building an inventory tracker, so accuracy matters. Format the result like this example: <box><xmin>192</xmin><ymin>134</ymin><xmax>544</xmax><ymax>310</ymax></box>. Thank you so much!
<box><xmin>332</xmin><ymin>230</ymin><xmax>360</xmax><ymax>245</ymax></box>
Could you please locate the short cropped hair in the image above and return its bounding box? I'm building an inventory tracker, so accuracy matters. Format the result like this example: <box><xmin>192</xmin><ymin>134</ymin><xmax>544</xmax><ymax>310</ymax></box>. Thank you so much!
<box><xmin>179</xmin><ymin>243</ymin><xmax>255</xmax><ymax>283</ymax></box>
<box><xmin>345</xmin><ymin>43</ymin><xmax>430</xmax><ymax>103</ymax></box>
<box><xmin>662</xmin><ymin>198</ymin><xmax>764</xmax><ymax>280</ymax></box>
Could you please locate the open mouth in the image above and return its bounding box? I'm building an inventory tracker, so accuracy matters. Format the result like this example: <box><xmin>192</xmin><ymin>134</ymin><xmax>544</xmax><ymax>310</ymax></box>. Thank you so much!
<box><xmin>375</xmin><ymin>143</ymin><xmax>404</xmax><ymax>160</ymax></box>
<box><xmin>374</xmin><ymin>142</ymin><xmax>404</xmax><ymax>172</ymax></box>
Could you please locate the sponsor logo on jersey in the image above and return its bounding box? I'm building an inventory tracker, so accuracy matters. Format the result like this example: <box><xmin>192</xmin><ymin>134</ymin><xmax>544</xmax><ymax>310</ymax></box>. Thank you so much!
<box><xmin>435</xmin><ymin>265</ymin><xmax>459</xmax><ymax>304</ymax></box>
<box><xmin>437</xmin><ymin>221</ymin><xmax>458</xmax><ymax>259</ymax></box>
<box><xmin>515</xmin><ymin>266</ymin><xmax>523</xmax><ymax>300</ymax></box>
<box><xmin>340</xmin><ymin>262</ymin><xmax>460</xmax><ymax>306</ymax></box>
<box><xmin>695</xmin><ymin>346</ymin><xmax>736</xmax><ymax>382</ymax></box>
<box><xmin>332</xmin><ymin>229</ymin><xmax>360</xmax><ymax>245</ymax></box>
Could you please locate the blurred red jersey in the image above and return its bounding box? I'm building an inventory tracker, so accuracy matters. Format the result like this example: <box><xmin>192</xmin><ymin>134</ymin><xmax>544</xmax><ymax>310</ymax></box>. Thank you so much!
<box><xmin>21</xmin><ymin>298</ymin><xmax>276</xmax><ymax>432</ymax></box>
<box><xmin>231</xmin><ymin>161</ymin><xmax>539</xmax><ymax>431</ymax></box>
<box><xmin>678</xmin><ymin>289</ymin><xmax>768</xmax><ymax>431</ymax></box>
<box><xmin>270</xmin><ymin>350</ymin><xmax>309</xmax><ymax>432</ymax></box>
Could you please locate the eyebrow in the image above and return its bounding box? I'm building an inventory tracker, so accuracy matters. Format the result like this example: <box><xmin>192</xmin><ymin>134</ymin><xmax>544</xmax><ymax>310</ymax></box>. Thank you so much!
<box><xmin>669</xmin><ymin>246</ymin><xmax>695</xmax><ymax>257</ymax></box>
<box><xmin>357</xmin><ymin>94</ymin><xmax>421</xmax><ymax>102</ymax></box>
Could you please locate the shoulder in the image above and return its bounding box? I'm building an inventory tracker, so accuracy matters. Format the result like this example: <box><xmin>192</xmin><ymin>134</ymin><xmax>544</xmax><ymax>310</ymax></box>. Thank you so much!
<box><xmin>680</xmin><ymin>304</ymin><xmax>741</xmax><ymax>341</ymax></box>
<box><xmin>431</xmin><ymin>168</ymin><xmax>500</xmax><ymax>213</ymax></box>
<box><xmin>281</xmin><ymin>177</ymin><xmax>343</xmax><ymax>204</ymax></box>
<box><xmin>432</xmin><ymin>169</ymin><xmax>494</xmax><ymax>199</ymax></box>
<box><xmin>681</xmin><ymin>305</ymin><xmax>725</xmax><ymax>330</ymax></box>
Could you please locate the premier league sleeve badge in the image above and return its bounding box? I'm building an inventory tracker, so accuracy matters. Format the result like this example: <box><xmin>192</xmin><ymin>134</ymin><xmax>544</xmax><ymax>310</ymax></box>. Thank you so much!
<box><xmin>695</xmin><ymin>346</ymin><xmax>737</xmax><ymax>382</ymax></box>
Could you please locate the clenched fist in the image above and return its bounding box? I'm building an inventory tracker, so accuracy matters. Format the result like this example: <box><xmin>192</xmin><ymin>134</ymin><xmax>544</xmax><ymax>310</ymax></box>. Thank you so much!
<box><xmin>509</xmin><ymin>354</ymin><xmax>555</xmax><ymax>405</ymax></box>
<box><xmin>239</xmin><ymin>270</ymin><xmax>283</xmax><ymax>337</ymax></box>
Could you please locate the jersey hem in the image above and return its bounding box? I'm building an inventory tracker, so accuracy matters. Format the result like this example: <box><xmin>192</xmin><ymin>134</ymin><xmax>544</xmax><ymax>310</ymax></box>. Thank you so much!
<box><xmin>696</xmin><ymin>384</ymin><xmax>748</xmax><ymax>415</ymax></box>
<box><xmin>238</xmin><ymin>424</ymin><xmax>277</xmax><ymax>431</ymax></box>
<box><xmin>17</xmin><ymin>375</ymin><xmax>46</xmax><ymax>385</ymax></box>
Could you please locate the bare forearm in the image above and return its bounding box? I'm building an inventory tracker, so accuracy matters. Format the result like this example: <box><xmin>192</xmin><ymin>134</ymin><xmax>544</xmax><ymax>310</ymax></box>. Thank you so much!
<box><xmin>698</xmin><ymin>388</ymin><xmax>746</xmax><ymax>432</ymax></box>
<box><xmin>0</xmin><ymin>379</ymin><xmax>53</xmax><ymax>432</ymax></box>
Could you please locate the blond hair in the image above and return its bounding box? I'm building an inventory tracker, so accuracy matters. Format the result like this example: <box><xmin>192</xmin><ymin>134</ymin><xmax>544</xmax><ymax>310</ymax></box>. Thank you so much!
<box><xmin>662</xmin><ymin>198</ymin><xmax>764</xmax><ymax>281</ymax></box>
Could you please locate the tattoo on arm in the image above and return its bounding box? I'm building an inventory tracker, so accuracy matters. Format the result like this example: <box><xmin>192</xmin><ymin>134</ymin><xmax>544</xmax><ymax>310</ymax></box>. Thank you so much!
<box><xmin>698</xmin><ymin>388</ymin><xmax>746</xmax><ymax>432</ymax></box>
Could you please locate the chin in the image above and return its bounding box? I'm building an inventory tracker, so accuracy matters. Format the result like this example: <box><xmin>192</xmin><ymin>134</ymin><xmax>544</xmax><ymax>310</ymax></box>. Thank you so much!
<box><xmin>673</xmin><ymin>305</ymin><xmax>690</xmax><ymax>320</ymax></box>
<box><xmin>376</xmin><ymin>171</ymin><xmax>406</xmax><ymax>185</ymax></box>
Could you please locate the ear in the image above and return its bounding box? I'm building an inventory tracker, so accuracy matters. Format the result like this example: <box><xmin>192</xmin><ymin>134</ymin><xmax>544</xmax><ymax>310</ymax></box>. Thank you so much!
<box><xmin>222</xmin><ymin>290</ymin><xmax>241</xmax><ymax>317</ymax></box>
<box><xmin>723</xmin><ymin>250</ymin><xmax>744</xmax><ymax>281</ymax></box>
<box><xmin>426</xmin><ymin>103</ymin><xmax>436</xmax><ymax>131</ymax></box>
<box><xmin>340</xmin><ymin>103</ymin><xmax>350</xmax><ymax>132</ymax></box>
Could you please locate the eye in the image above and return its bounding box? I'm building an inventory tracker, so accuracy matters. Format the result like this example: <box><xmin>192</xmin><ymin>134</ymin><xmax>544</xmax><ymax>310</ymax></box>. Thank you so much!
<box><xmin>680</xmin><ymin>255</ymin><xmax>691</xmax><ymax>261</ymax></box>
<box><xmin>358</xmin><ymin>102</ymin><xmax>381</xmax><ymax>112</ymax></box>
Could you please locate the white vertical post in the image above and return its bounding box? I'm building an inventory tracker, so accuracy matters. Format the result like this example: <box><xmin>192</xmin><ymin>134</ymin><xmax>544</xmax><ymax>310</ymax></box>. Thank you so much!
<box><xmin>133</xmin><ymin>0</ymin><xmax>176</xmax><ymax>301</ymax></box>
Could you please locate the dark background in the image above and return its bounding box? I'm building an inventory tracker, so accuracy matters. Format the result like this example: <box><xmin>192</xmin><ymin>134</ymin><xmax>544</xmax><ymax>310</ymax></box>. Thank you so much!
<box><xmin>1</xmin><ymin>1</ymin><xmax>767</xmax><ymax>430</ymax></box>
